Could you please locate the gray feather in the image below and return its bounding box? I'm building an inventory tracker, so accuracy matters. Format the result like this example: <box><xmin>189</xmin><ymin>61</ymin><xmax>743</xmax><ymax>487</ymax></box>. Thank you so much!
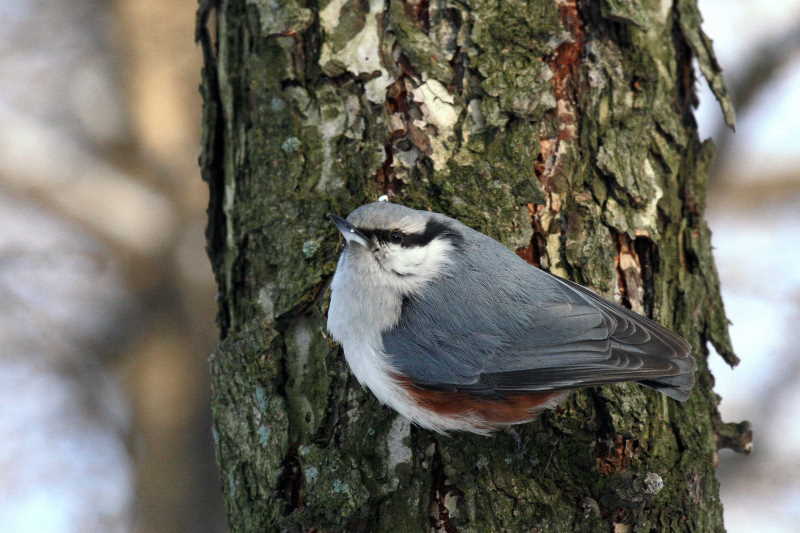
<box><xmin>381</xmin><ymin>218</ymin><xmax>695</xmax><ymax>401</ymax></box>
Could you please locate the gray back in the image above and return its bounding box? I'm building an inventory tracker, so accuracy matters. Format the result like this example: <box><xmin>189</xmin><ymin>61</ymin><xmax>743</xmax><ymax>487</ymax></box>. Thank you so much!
<box><xmin>380</xmin><ymin>215</ymin><xmax>694</xmax><ymax>399</ymax></box>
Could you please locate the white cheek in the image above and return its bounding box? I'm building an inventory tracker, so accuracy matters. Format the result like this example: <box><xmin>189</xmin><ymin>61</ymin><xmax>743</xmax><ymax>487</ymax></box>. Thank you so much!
<box><xmin>382</xmin><ymin>238</ymin><xmax>454</xmax><ymax>285</ymax></box>
<box><xmin>387</xmin><ymin>245</ymin><xmax>429</xmax><ymax>274</ymax></box>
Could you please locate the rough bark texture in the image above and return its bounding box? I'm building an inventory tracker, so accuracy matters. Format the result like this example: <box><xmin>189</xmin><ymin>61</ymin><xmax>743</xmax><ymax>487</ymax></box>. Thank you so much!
<box><xmin>198</xmin><ymin>0</ymin><xmax>743</xmax><ymax>531</ymax></box>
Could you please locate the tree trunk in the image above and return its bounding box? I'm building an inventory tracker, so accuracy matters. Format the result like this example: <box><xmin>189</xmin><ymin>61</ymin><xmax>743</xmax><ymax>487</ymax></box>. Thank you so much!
<box><xmin>198</xmin><ymin>0</ymin><xmax>747</xmax><ymax>531</ymax></box>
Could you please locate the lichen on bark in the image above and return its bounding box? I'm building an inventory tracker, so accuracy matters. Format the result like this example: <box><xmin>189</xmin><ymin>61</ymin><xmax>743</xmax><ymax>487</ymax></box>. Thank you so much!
<box><xmin>199</xmin><ymin>0</ymin><xmax>744</xmax><ymax>531</ymax></box>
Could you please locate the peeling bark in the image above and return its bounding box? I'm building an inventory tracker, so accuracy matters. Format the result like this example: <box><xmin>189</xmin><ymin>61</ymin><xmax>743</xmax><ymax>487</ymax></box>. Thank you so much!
<box><xmin>199</xmin><ymin>0</ymin><xmax>745</xmax><ymax>531</ymax></box>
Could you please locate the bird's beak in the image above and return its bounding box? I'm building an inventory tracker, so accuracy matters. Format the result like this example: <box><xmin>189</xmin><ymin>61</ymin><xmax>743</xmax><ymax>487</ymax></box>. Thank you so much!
<box><xmin>328</xmin><ymin>214</ymin><xmax>369</xmax><ymax>247</ymax></box>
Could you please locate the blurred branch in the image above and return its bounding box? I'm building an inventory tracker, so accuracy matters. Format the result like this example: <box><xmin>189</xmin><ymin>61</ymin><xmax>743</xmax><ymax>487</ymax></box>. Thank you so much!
<box><xmin>710</xmin><ymin>18</ymin><xmax>800</xmax><ymax>182</ymax></box>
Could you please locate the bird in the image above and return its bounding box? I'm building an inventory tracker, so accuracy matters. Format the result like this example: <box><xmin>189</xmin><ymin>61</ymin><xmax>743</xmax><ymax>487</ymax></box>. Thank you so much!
<box><xmin>326</xmin><ymin>201</ymin><xmax>695</xmax><ymax>435</ymax></box>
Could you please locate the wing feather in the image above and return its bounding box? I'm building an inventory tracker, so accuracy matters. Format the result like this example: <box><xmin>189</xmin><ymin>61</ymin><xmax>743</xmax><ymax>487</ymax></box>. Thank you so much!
<box><xmin>382</xmin><ymin>229</ymin><xmax>695</xmax><ymax>401</ymax></box>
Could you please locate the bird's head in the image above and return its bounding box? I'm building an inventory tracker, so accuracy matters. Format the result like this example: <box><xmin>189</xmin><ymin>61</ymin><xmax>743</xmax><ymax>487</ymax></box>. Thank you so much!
<box><xmin>329</xmin><ymin>202</ymin><xmax>463</xmax><ymax>295</ymax></box>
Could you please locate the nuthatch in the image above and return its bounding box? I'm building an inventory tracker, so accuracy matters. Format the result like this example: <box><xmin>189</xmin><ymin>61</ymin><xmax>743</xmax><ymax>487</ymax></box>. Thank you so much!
<box><xmin>327</xmin><ymin>202</ymin><xmax>694</xmax><ymax>434</ymax></box>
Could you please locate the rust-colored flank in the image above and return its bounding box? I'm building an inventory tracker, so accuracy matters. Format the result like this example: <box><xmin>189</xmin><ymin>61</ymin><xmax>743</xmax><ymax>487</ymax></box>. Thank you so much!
<box><xmin>395</xmin><ymin>375</ymin><xmax>563</xmax><ymax>426</ymax></box>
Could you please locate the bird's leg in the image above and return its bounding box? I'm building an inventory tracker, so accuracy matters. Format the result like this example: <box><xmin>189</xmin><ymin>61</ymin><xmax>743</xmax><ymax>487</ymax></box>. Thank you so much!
<box><xmin>504</xmin><ymin>426</ymin><xmax>525</xmax><ymax>454</ymax></box>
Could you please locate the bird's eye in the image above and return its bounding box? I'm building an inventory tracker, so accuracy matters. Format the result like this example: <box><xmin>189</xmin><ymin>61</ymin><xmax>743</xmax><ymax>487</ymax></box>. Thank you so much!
<box><xmin>389</xmin><ymin>231</ymin><xmax>403</xmax><ymax>244</ymax></box>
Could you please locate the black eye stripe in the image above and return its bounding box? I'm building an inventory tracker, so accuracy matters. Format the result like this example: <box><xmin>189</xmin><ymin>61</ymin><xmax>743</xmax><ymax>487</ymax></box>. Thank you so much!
<box><xmin>356</xmin><ymin>219</ymin><xmax>463</xmax><ymax>248</ymax></box>
<box><xmin>356</xmin><ymin>228</ymin><xmax>404</xmax><ymax>245</ymax></box>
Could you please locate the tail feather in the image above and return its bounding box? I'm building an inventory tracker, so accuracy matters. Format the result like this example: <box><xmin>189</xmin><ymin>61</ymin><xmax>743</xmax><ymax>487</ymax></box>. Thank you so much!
<box><xmin>639</xmin><ymin>371</ymin><xmax>695</xmax><ymax>401</ymax></box>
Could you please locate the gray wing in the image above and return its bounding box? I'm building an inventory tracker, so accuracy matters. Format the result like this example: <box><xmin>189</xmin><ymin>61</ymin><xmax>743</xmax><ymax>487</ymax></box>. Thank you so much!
<box><xmin>382</xmin><ymin>228</ymin><xmax>695</xmax><ymax>401</ymax></box>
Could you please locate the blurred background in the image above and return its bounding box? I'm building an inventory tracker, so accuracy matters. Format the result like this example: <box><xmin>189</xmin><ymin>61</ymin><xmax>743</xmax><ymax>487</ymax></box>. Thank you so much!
<box><xmin>698</xmin><ymin>2</ymin><xmax>800</xmax><ymax>531</ymax></box>
<box><xmin>0</xmin><ymin>0</ymin><xmax>222</xmax><ymax>531</ymax></box>
<box><xmin>0</xmin><ymin>1</ymin><xmax>796</xmax><ymax>532</ymax></box>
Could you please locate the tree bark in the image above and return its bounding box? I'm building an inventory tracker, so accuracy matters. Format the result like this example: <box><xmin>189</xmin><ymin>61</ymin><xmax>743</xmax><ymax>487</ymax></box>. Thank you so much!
<box><xmin>198</xmin><ymin>0</ymin><xmax>746</xmax><ymax>531</ymax></box>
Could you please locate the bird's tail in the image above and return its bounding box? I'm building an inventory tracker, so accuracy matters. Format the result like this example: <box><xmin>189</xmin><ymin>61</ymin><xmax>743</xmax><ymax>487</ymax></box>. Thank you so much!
<box><xmin>638</xmin><ymin>371</ymin><xmax>695</xmax><ymax>402</ymax></box>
